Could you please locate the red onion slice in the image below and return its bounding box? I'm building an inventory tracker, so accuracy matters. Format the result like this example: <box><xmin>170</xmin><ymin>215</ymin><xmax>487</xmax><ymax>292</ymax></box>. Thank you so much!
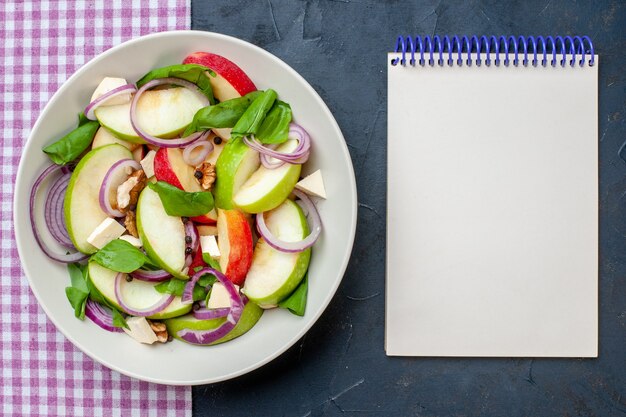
<box><xmin>182</xmin><ymin>138</ymin><xmax>214</xmax><ymax>166</ymax></box>
<box><xmin>30</xmin><ymin>165</ymin><xmax>88</xmax><ymax>263</ymax></box>
<box><xmin>130</xmin><ymin>77</ymin><xmax>209</xmax><ymax>148</ymax></box>
<box><xmin>44</xmin><ymin>174</ymin><xmax>73</xmax><ymax>247</ymax></box>
<box><xmin>130</xmin><ymin>269</ymin><xmax>172</xmax><ymax>282</ymax></box>
<box><xmin>256</xmin><ymin>189</ymin><xmax>322</xmax><ymax>253</ymax></box>
<box><xmin>84</xmin><ymin>84</ymin><xmax>137</xmax><ymax>120</ymax></box>
<box><xmin>98</xmin><ymin>159</ymin><xmax>141</xmax><ymax>217</ymax></box>
<box><xmin>85</xmin><ymin>299</ymin><xmax>124</xmax><ymax>333</ymax></box>
<box><xmin>177</xmin><ymin>267</ymin><xmax>244</xmax><ymax>345</ymax></box>
<box><xmin>192</xmin><ymin>306</ymin><xmax>230</xmax><ymax>320</ymax></box>
<box><xmin>260</xmin><ymin>153</ymin><xmax>286</xmax><ymax>169</ymax></box>
<box><xmin>242</xmin><ymin>123</ymin><xmax>311</xmax><ymax>167</ymax></box>
<box><xmin>114</xmin><ymin>272</ymin><xmax>174</xmax><ymax>316</ymax></box>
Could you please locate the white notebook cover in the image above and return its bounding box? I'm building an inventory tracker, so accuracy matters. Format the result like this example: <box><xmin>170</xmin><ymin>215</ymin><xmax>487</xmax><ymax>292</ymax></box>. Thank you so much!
<box><xmin>386</xmin><ymin>54</ymin><xmax>598</xmax><ymax>357</ymax></box>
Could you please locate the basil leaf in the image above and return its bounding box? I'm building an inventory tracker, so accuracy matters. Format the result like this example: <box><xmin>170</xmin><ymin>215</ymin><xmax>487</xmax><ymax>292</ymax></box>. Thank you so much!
<box><xmin>64</xmin><ymin>263</ymin><xmax>89</xmax><ymax>319</ymax></box>
<box><xmin>183</xmin><ymin>91</ymin><xmax>263</xmax><ymax>136</ymax></box>
<box><xmin>149</xmin><ymin>181</ymin><xmax>214</xmax><ymax>217</ymax></box>
<box><xmin>278</xmin><ymin>274</ymin><xmax>308</xmax><ymax>316</ymax></box>
<box><xmin>137</xmin><ymin>64</ymin><xmax>215</xmax><ymax>104</ymax></box>
<box><xmin>77</xmin><ymin>112</ymin><xmax>90</xmax><ymax>127</ymax></box>
<box><xmin>110</xmin><ymin>307</ymin><xmax>129</xmax><ymax>329</ymax></box>
<box><xmin>256</xmin><ymin>101</ymin><xmax>292</xmax><ymax>144</ymax></box>
<box><xmin>155</xmin><ymin>278</ymin><xmax>207</xmax><ymax>301</ymax></box>
<box><xmin>43</xmin><ymin>119</ymin><xmax>100</xmax><ymax>165</ymax></box>
<box><xmin>90</xmin><ymin>239</ymin><xmax>154</xmax><ymax>273</ymax></box>
<box><xmin>68</xmin><ymin>263</ymin><xmax>88</xmax><ymax>293</ymax></box>
<box><xmin>201</xmin><ymin>253</ymin><xmax>222</xmax><ymax>272</ymax></box>
<box><xmin>198</xmin><ymin>273</ymin><xmax>217</xmax><ymax>287</ymax></box>
<box><xmin>231</xmin><ymin>89</ymin><xmax>277</xmax><ymax>139</ymax></box>
<box><xmin>65</xmin><ymin>287</ymin><xmax>89</xmax><ymax>319</ymax></box>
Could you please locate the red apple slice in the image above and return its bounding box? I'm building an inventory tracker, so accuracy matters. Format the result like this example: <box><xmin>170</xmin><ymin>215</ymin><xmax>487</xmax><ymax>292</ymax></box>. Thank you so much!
<box><xmin>153</xmin><ymin>147</ymin><xmax>218</xmax><ymax>224</ymax></box>
<box><xmin>217</xmin><ymin>209</ymin><xmax>253</xmax><ymax>286</ymax></box>
<box><xmin>183</xmin><ymin>52</ymin><xmax>257</xmax><ymax>99</ymax></box>
<box><xmin>183</xmin><ymin>52</ymin><xmax>257</xmax><ymax>141</ymax></box>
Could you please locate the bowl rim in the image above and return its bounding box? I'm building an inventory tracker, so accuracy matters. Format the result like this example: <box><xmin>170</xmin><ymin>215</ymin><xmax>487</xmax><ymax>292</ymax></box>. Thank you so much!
<box><xmin>13</xmin><ymin>30</ymin><xmax>358</xmax><ymax>385</ymax></box>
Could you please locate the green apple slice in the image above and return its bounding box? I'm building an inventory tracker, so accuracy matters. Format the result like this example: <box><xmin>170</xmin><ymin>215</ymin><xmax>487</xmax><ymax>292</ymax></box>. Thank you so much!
<box><xmin>232</xmin><ymin>139</ymin><xmax>301</xmax><ymax>213</ymax></box>
<box><xmin>64</xmin><ymin>144</ymin><xmax>132</xmax><ymax>254</ymax></box>
<box><xmin>164</xmin><ymin>301</ymin><xmax>263</xmax><ymax>345</ymax></box>
<box><xmin>136</xmin><ymin>186</ymin><xmax>187</xmax><ymax>279</ymax></box>
<box><xmin>87</xmin><ymin>262</ymin><xmax>191</xmax><ymax>319</ymax></box>
<box><xmin>214</xmin><ymin>138</ymin><xmax>259</xmax><ymax>209</ymax></box>
<box><xmin>242</xmin><ymin>199</ymin><xmax>311</xmax><ymax>307</ymax></box>
<box><xmin>95</xmin><ymin>87</ymin><xmax>206</xmax><ymax>143</ymax></box>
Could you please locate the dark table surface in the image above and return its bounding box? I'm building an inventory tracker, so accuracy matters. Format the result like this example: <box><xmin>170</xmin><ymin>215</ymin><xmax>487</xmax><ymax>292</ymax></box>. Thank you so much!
<box><xmin>191</xmin><ymin>1</ymin><xmax>626</xmax><ymax>416</ymax></box>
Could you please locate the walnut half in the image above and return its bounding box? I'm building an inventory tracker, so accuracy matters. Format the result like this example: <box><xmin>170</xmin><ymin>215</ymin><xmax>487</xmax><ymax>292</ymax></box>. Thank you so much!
<box><xmin>195</xmin><ymin>162</ymin><xmax>216</xmax><ymax>191</ymax></box>
<box><xmin>117</xmin><ymin>169</ymin><xmax>147</xmax><ymax>214</ymax></box>
<box><xmin>148</xmin><ymin>320</ymin><xmax>169</xmax><ymax>343</ymax></box>
<box><xmin>124</xmin><ymin>210</ymin><xmax>138</xmax><ymax>238</ymax></box>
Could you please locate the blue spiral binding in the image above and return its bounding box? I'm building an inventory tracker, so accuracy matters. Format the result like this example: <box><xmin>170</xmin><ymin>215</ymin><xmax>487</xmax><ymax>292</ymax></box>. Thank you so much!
<box><xmin>391</xmin><ymin>35</ymin><xmax>595</xmax><ymax>68</ymax></box>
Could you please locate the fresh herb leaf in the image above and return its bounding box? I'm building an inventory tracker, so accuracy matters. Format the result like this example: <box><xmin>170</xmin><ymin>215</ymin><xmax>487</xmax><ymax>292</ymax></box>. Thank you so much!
<box><xmin>278</xmin><ymin>274</ymin><xmax>308</xmax><ymax>316</ymax></box>
<box><xmin>136</xmin><ymin>64</ymin><xmax>216</xmax><ymax>104</ymax></box>
<box><xmin>231</xmin><ymin>89</ymin><xmax>277</xmax><ymax>139</ymax></box>
<box><xmin>198</xmin><ymin>273</ymin><xmax>217</xmax><ymax>287</ymax></box>
<box><xmin>110</xmin><ymin>307</ymin><xmax>129</xmax><ymax>329</ymax></box>
<box><xmin>68</xmin><ymin>263</ymin><xmax>88</xmax><ymax>293</ymax></box>
<box><xmin>256</xmin><ymin>101</ymin><xmax>292</xmax><ymax>144</ymax></box>
<box><xmin>90</xmin><ymin>239</ymin><xmax>155</xmax><ymax>273</ymax></box>
<box><xmin>77</xmin><ymin>112</ymin><xmax>90</xmax><ymax>127</ymax></box>
<box><xmin>201</xmin><ymin>253</ymin><xmax>222</xmax><ymax>272</ymax></box>
<box><xmin>43</xmin><ymin>119</ymin><xmax>100</xmax><ymax>165</ymax></box>
<box><xmin>65</xmin><ymin>263</ymin><xmax>89</xmax><ymax>319</ymax></box>
<box><xmin>65</xmin><ymin>287</ymin><xmax>89</xmax><ymax>319</ymax></box>
<box><xmin>183</xmin><ymin>91</ymin><xmax>263</xmax><ymax>136</ymax></box>
<box><xmin>154</xmin><ymin>278</ymin><xmax>207</xmax><ymax>301</ymax></box>
<box><xmin>148</xmin><ymin>181</ymin><xmax>214</xmax><ymax>217</ymax></box>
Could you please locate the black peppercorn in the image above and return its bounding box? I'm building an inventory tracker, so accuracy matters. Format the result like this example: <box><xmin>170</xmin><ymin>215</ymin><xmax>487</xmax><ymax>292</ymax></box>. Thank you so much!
<box><xmin>125</xmin><ymin>275</ymin><xmax>133</xmax><ymax>282</ymax></box>
<box><xmin>185</xmin><ymin>247</ymin><xmax>193</xmax><ymax>255</ymax></box>
<box><xmin>213</xmin><ymin>136</ymin><xmax>222</xmax><ymax>145</ymax></box>
<box><xmin>194</xmin><ymin>170</ymin><xmax>203</xmax><ymax>179</ymax></box>
<box><xmin>185</xmin><ymin>236</ymin><xmax>192</xmax><ymax>244</ymax></box>
<box><xmin>182</xmin><ymin>217</ymin><xmax>189</xmax><ymax>223</ymax></box>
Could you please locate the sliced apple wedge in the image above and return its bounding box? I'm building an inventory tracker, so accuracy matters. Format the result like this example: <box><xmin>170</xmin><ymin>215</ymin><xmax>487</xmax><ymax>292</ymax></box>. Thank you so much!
<box><xmin>233</xmin><ymin>140</ymin><xmax>301</xmax><ymax>213</ymax></box>
<box><xmin>164</xmin><ymin>301</ymin><xmax>263</xmax><ymax>346</ymax></box>
<box><xmin>217</xmin><ymin>209</ymin><xmax>254</xmax><ymax>285</ymax></box>
<box><xmin>91</xmin><ymin>127</ymin><xmax>138</xmax><ymax>150</ymax></box>
<box><xmin>182</xmin><ymin>52</ymin><xmax>257</xmax><ymax>99</ymax></box>
<box><xmin>214</xmin><ymin>138</ymin><xmax>259</xmax><ymax>209</ymax></box>
<box><xmin>64</xmin><ymin>144</ymin><xmax>132</xmax><ymax>254</ymax></box>
<box><xmin>154</xmin><ymin>147</ymin><xmax>217</xmax><ymax>224</ymax></box>
<box><xmin>136</xmin><ymin>186</ymin><xmax>188</xmax><ymax>279</ymax></box>
<box><xmin>88</xmin><ymin>262</ymin><xmax>191</xmax><ymax>319</ymax></box>
<box><xmin>95</xmin><ymin>87</ymin><xmax>206</xmax><ymax>143</ymax></box>
<box><xmin>242</xmin><ymin>199</ymin><xmax>311</xmax><ymax>307</ymax></box>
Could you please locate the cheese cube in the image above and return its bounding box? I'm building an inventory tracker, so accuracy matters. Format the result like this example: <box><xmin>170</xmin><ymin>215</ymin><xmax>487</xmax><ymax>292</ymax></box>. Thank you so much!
<box><xmin>295</xmin><ymin>169</ymin><xmax>326</xmax><ymax>199</ymax></box>
<box><xmin>140</xmin><ymin>150</ymin><xmax>157</xmax><ymax>179</ymax></box>
<box><xmin>119</xmin><ymin>235</ymin><xmax>142</xmax><ymax>248</ymax></box>
<box><xmin>90</xmin><ymin>77</ymin><xmax>131</xmax><ymax>106</ymax></box>
<box><xmin>123</xmin><ymin>317</ymin><xmax>158</xmax><ymax>344</ymax></box>
<box><xmin>86</xmin><ymin>218</ymin><xmax>125</xmax><ymax>249</ymax></box>
<box><xmin>208</xmin><ymin>282</ymin><xmax>239</xmax><ymax>309</ymax></box>
<box><xmin>200</xmin><ymin>235</ymin><xmax>221</xmax><ymax>260</ymax></box>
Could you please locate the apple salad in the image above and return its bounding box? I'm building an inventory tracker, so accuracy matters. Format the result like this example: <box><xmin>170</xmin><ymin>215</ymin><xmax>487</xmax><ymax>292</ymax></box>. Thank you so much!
<box><xmin>30</xmin><ymin>52</ymin><xmax>325</xmax><ymax>346</ymax></box>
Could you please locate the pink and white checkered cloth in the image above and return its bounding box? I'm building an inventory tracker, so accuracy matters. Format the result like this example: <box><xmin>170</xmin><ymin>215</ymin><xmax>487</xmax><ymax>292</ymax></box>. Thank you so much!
<box><xmin>0</xmin><ymin>1</ymin><xmax>192</xmax><ymax>415</ymax></box>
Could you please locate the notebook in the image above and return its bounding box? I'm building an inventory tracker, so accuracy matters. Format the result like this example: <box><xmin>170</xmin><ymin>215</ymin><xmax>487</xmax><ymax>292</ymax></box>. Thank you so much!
<box><xmin>386</xmin><ymin>36</ymin><xmax>598</xmax><ymax>357</ymax></box>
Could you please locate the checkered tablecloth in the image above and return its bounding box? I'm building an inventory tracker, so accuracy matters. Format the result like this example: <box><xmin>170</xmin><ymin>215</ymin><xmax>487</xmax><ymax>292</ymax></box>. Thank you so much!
<box><xmin>0</xmin><ymin>1</ymin><xmax>192</xmax><ymax>415</ymax></box>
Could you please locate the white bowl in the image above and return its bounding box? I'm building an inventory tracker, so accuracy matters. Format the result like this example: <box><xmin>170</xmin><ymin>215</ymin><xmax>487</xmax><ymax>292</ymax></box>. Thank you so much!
<box><xmin>14</xmin><ymin>31</ymin><xmax>357</xmax><ymax>385</ymax></box>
